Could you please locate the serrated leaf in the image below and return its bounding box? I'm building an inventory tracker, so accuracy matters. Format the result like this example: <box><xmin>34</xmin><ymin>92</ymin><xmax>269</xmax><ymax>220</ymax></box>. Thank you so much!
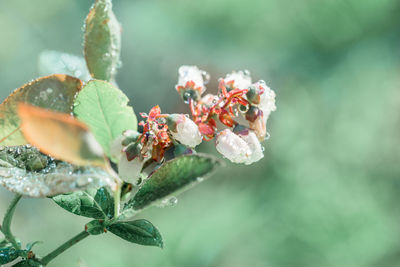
<box><xmin>126</xmin><ymin>154</ymin><xmax>221</xmax><ymax>210</ymax></box>
<box><xmin>18</xmin><ymin>104</ymin><xmax>106</xmax><ymax>167</ymax></box>
<box><xmin>84</xmin><ymin>0</ymin><xmax>121</xmax><ymax>81</ymax></box>
<box><xmin>108</xmin><ymin>219</ymin><xmax>163</xmax><ymax>248</ymax></box>
<box><xmin>0</xmin><ymin>145</ymin><xmax>114</xmax><ymax>197</ymax></box>
<box><xmin>0</xmin><ymin>75</ymin><xmax>82</xmax><ymax>146</ymax></box>
<box><xmin>38</xmin><ymin>50</ymin><xmax>91</xmax><ymax>82</ymax></box>
<box><xmin>74</xmin><ymin>80</ymin><xmax>137</xmax><ymax>161</ymax></box>
<box><xmin>53</xmin><ymin>187</ymin><xmax>114</xmax><ymax>219</ymax></box>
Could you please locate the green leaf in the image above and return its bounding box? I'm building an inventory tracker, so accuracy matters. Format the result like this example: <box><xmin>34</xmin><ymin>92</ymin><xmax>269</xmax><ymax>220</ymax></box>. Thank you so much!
<box><xmin>73</xmin><ymin>80</ymin><xmax>137</xmax><ymax>161</ymax></box>
<box><xmin>38</xmin><ymin>50</ymin><xmax>91</xmax><ymax>82</ymax></box>
<box><xmin>0</xmin><ymin>75</ymin><xmax>82</xmax><ymax>146</ymax></box>
<box><xmin>53</xmin><ymin>187</ymin><xmax>114</xmax><ymax>219</ymax></box>
<box><xmin>0</xmin><ymin>247</ymin><xmax>19</xmax><ymax>264</ymax></box>
<box><xmin>126</xmin><ymin>154</ymin><xmax>221</xmax><ymax>210</ymax></box>
<box><xmin>85</xmin><ymin>220</ymin><xmax>106</xmax><ymax>235</ymax></box>
<box><xmin>84</xmin><ymin>0</ymin><xmax>121</xmax><ymax>81</ymax></box>
<box><xmin>0</xmin><ymin>146</ymin><xmax>114</xmax><ymax>197</ymax></box>
<box><xmin>108</xmin><ymin>219</ymin><xmax>163</xmax><ymax>248</ymax></box>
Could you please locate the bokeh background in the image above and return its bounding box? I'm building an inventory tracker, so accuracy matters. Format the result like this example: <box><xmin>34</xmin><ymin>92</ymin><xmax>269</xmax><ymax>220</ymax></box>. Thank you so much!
<box><xmin>1</xmin><ymin>0</ymin><xmax>400</xmax><ymax>266</ymax></box>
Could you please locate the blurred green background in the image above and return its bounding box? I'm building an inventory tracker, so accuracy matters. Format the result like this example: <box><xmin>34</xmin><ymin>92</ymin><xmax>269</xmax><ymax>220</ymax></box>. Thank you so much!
<box><xmin>1</xmin><ymin>0</ymin><xmax>400</xmax><ymax>266</ymax></box>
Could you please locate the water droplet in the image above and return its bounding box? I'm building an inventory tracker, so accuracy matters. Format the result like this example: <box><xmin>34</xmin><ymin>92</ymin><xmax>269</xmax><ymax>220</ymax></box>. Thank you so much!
<box><xmin>158</xmin><ymin>196</ymin><xmax>178</xmax><ymax>207</ymax></box>
<box><xmin>39</xmin><ymin>91</ymin><xmax>48</xmax><ymax>101</ymax></box>
<box><xmin>46</xmin><ymin>88</ymin><xmax>53</xmax><ymax>94</ymax></box>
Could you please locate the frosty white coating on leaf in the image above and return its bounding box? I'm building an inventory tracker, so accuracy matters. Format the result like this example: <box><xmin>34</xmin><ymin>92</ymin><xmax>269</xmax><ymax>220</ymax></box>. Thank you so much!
<box><xmin>0</xmin><ymin>145</ymin><xmax>114</xmax><ymax>197</ymax></box>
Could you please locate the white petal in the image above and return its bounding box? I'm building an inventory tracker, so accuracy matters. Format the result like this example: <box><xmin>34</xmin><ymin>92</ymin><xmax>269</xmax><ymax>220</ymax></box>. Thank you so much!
<box><xmin>225</xmin><ymin>70</ymin><xmax>252</xmax><ymax>89</ymax></box>
<box><xmin>118</xmin><ymin>155</ymin><xmax>145</xmax><ymax>184</ymax></box>
<box><xmin>110</xmin><ymin>135</ymin><xmax>125</xmax><ymax>161</ymax></box>
<box><xmin>258</xmin><ymin>83</ymin><xmax>276</xmax><ymax>121</ymax></box>
<box><xmin>215</xmin><ymin>129</ymin><xmax>251</xmax><ymax>164</ymax></box>
<box><xmin>170</xmin><ymin>115</ymin><xmax>203</xmax><ymax>147</ymax></box>
<box><xmin>177</xmin><ymin>65</ymin><xmax>206</xmax><ymax>92</ymax></box>
<box><xmin>238</xmin><ymin>130</ymin><xmax>264</xmax><ymax>165</ymax></box>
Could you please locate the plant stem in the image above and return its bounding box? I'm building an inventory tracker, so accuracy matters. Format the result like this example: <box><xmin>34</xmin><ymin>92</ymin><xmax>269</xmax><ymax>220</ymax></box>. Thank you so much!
<box><xmin>105</xmin><ymin>162</ymin><xmax>122</xmax><ymax>220</ymax></box>
<box><xmin>41</xmin><ymin>230</ymin><xmax>89</xmax><ymax>265</ymax></box>
<box><xmin>114</xmin><ymin>182</ymin><xmax>121</xmax><ymax>219</ymax></box>
<box><xmin>1</xmin><ymin>194</ymin><xmax>22</xmax><ymax>249</ymax></box>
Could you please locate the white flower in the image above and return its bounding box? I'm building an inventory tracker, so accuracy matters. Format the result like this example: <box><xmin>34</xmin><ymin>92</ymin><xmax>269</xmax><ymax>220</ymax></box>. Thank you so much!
<box><xmin>237</xmin><ymin>130</ymin><xmax>264</xmax><ymax>164</ymax></box>
<box><xmin>118</xmin><ymin>155</ymin><xmax>146</xmax><ymax>185</ymax></box>
<box><xmin>168</xmin><ymin>114</ymin><xmax>202</xmax><ymax>147</ymax></box>
<box><xmin>215</xmin><ymin>129</ymin><xmax>251</xmax><ymax>164</ymax></box>
<box><xmin>176</xmin><ymin>65</ymin><xmax>207</xmax><ymax>93</ymax></box>
<box><xmin>258</xmin><ymin>82</ymin><xmax>276</xmax><ymax>120</ymax></box>
<box><xmin>225</xmin><ymin>70</ymin><xmax>252</xmax><ymax>89</ymax></box>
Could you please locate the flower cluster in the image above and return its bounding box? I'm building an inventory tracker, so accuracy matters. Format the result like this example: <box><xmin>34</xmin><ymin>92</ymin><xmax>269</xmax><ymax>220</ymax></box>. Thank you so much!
<box><xmin>112</xmin><ymin>66</ymin><xmax>276</xmax><ymax>184</ymax></box>
<box><xmin>176</xmin><ymin>66</ymin><xmax>276</xmax><ymax>164</ymax></box>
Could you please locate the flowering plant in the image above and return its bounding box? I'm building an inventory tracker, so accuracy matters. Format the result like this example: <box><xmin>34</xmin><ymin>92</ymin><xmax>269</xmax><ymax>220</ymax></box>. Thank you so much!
<box><xmin>0</xmin><ymin>0</ymin><xmax>275</xmax><ymax>266</ymax></box>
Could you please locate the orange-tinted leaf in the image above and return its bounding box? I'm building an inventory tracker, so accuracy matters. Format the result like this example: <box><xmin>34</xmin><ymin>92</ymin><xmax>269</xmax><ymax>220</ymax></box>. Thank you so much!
<box><xmin>18</xmin><ymin>104</ymin><xmax>106</xmax><ymax>167</ymax></box>
<box><xmin>0</xmin><ymin>74</ymin><xmax>82</xmax><ymax>146</ymax></box>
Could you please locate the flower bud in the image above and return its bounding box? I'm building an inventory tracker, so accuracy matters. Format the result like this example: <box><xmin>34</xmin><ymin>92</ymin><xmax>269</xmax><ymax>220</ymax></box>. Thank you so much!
<box><xmin>118</xmin><ymin>155</ymin><xmax>146</xmax><ymax>185</ymax></box>
<box><xmin>236</xmin><ymin>129</ymin><xmax>264</xmax><ymax>164</ymax></box>
<box><xmin>246</xmin><ymin>85</ymin><xmax>261</xmax><ymax>104</ymax></box>
<box><xmin>258</xmin><ymin>82</ymin><xmax>276</xmax><ymax>120</ymax></box>
<box><xmin>124</xmin><ymin>142</ymin><xmax>142</xmax><ymax>161</ymax></box>
<box><xmin>110</xmin><ymin>130</ymin><xmax>140</xmax><ymax>162</ymax></box>
<box><xmin>167</xmin><ymin>114</ymin><xmax>203</xmax><ymax>147</ymax></box>
<box><xmin>249</xmin><ymin>115</ymin><xmax>267</xmax><ymax>141</ymax></box>
<box><xmin>245</xmin><ymin>105</ymin><xmax>262</xmax><ymax>123</ymax></box>
<box><xmin>176</xmin><ymin>66</ymin><xmax>207</xmax><ymax>102</ymax></box>
<box><xmin>215</xmin><ymin>129</ymin><xmax>251</xmax><ymax>164</ymax></box>
<box><xmin>224</xmin><ymin>70</ymin><xmax>252</xmax><ymax>90</ymax></box>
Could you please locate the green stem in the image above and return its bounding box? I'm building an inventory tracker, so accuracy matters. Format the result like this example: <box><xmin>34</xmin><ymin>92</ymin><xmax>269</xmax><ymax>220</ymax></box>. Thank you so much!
<box><xmin>41</xmin><ymin>230</ymin><xmax>89</xmax><ymax>265</ymax></box>
<box><xmin>114</xmin><ymin>183</ymin><xmax>121</xmax><ymax>219</ymax></box>
<box><xmin>1</xmin><ymin>194</ymin><xmax>22</xmax><ymax>249</ymax></box>
<box><xmin>105</xmin><ymin>162</ymin><xmax>122</xmax><ymax>220</ymax></box>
